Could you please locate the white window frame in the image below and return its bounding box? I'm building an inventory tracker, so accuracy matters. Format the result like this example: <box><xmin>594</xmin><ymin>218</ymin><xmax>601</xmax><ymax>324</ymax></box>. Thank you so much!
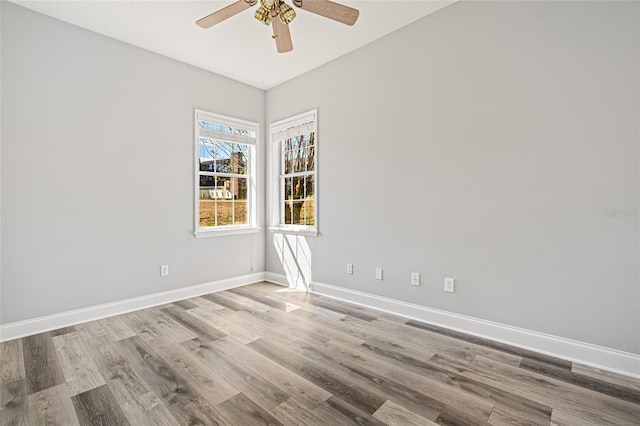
<box><xmin>268</xmin><ymin>109</ymin><xmax>318</xmax><ymax>236</ymax></box>
<box><xmin>194</xmin><ymin>109</ymin><xmax>260</xmax><ymax>238</ymax></box>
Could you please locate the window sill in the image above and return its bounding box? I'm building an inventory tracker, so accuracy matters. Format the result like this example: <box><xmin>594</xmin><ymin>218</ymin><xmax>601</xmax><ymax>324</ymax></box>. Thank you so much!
<box><xmin>267</xmin><ymin>226</ymin><xmax>318</xmax><ymax>237</ymax></box>
<box><xmin>194</xmin><ymin>226</ymin><xmax>261</xmax><ymax>238</ymax></box>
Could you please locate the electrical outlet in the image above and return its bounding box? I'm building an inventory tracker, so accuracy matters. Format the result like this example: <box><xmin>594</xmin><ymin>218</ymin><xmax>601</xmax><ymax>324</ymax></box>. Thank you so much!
<box><xmin>376</xmin><ymin>268</ymin><xmax>383</xmax><ymax>280</ymax></box>
<box><xmin>347</xmin><ymin>264</ymin><xmax>353</xmax><ymax>275</ymax></box>
<box><xmin>411</xmin><ymin>272</ymin><xmax>420</xmax><ymax>286</ymax></box>
<box><xmin>160</xmin><ymin>265</ymin><xmax>169</xmax><ymax>277</ymax></box>
<box><xmin>444</xmin><ymin>277</ymin><xmax>455</xmax><ymax>293</ymax></box>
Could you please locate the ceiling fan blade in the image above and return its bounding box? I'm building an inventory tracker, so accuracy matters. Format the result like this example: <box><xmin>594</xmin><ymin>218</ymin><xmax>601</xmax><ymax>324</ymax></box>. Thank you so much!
<box><xmin>294</xmin><ymin>0</ymin><xmax>359</xmax><ymax>26</ymax></box>
<box><xmin>196</xmin><ymin>0</ymin><xmax>253</xmax><ymax>29</ymax></box>
<box><xmin>272</xmin><ymin>19</ymin><xmax>293</xmax><ymax>53</ymax></box>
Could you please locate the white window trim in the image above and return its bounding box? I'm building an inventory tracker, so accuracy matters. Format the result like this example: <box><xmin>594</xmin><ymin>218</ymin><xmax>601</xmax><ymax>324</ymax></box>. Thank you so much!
<box><xmin>194</xmin><ymin>109</ymin><xmax>260</xmax><ymax>238</ymax></box>
<box><xmin>268</xmin><ymin>109</ymin><xmax>318</xmax><ymax>236</ymax></box>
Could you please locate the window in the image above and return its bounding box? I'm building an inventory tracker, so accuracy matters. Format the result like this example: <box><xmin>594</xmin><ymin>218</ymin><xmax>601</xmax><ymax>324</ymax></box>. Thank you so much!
<box><xmin>269</xmin><ymin>110</ymin><xmax>317</xmax><ymax>235</ymax></box>
<box><xmin>195</xmin><ymin>110</ymin><xmax>258</xmax><ymax>237</ymax></box>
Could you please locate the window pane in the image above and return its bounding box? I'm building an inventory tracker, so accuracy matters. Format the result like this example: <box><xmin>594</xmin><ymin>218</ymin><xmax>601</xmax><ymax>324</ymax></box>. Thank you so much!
<box><xmin>292</xmin><ymin>135</ymin><xmax>306</xmax><ymax>173</ymax></box>
<box><xmin>306</xmin><ymin>132</ymin><xmax>316</xmax><ymax>172</ymax></box>
<box><xmin>217</xmin><ymin>201</ymin><xmax>233</xmax><ymax>226</ymax></box>
<box><xmin>234</xmin><ymin>201</ymin><xmax>248</xmax><ymax>225</ymax></box>
<box><xmin>284</xmin><ymin>177</ymin><xmax>293</xmax><ymax>200</ymax></box>
<box><xmin>304</xmin><ymin>197</ymin><xmax>315</xmax><ymax>226</ymax></box>
<box><xmin>215</xmin><ymin>141</ymin><xmax>232</xmax><ymax>173</ymax></box>
<box><xmin>283</xmin><ymin>200</ymin><xmax>293</xmax><ymax>224</ymax></box>
<box><xmin>199</xmin><ymin>200</ymin><xmax>216</xmax><ymax>227</ymax></box>
<box><xmin>199</xmin><ymin>175</ymin><xmax>215</xmax><ymax>190</ymax></box>
<box><xmin>292</xmin><ymin>176</ymin><xmax>304</xmax><ymax>200</ymax></box>
<box><xmin>305</xmin><ymin>175</ymin><xmax>315</xmax><ymax>199</ymax></box>
<box><xmin>291</xmin><ymin>201</ymin><xmax>305</xmax><ymax>225</ymax></box>
<box><xmin>235</xmin><ymin>178</ymin><xmax>248</xmax><ymax>201</ymax></box>
<box><xmin>284</xmin><ymin>149</ymin><xmax>294</xmax><ymax>174</ymax></box>
<box><xmin>199</xmin><ymin>138</ymin><xmax>215</xmax><ymax>172</ymax></box>
<box><xmin>235</xmin><ymin>145</ymin><xmax>248</xmax><ymax>175</ymax></box>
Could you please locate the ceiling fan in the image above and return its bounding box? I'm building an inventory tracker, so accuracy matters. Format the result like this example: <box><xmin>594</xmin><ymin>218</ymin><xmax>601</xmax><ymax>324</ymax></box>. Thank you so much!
<box><xmin>196</xmin><ymin>0</ymin><xmax>359</xmax><ymax>53</ymax></box>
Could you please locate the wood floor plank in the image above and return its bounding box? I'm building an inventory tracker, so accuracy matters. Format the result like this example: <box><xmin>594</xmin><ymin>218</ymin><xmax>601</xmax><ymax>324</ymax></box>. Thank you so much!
<box><xmin>232</xmin><ymin>308</ymin><xmax>329</xmax><ymax>349</ymax></box>
<box><xmin>149</xmin><ymin>336</ymin><xmax>240</xmax><ymax>406</ymax></box>
<box><xmin>297</xmin><ymin>341</ymin><xmax>446</xmax><ymax>422</ymax></box>
<box><xmin>116</xmin><ymin>336</ymin><xmax>202</xmax><ymax>407</ymax></box>
<box><xmin>435</xmin><ymin>404</ymin><xmax>491</xmax><ymax>425</ymax></box>
<box><xmin>269</xmin><ymin>397</ymin><xmax>330</xmax><ymax>426</ymax></box>
<box><xmin>173</xmin><ymin>299</ymin><xmax>199</xmax><ymax>310</ymax></box>
<box><xmin>266</xmin><ymin>290</ymin><xmax>348</xmax><ymax>320</ymax></box>
<box><xmin>182</xmin><ymin>338</ymin><xmax>290</xmax><ymax>412</ymax></box>
<box><xmin>373</xmin><ymin>399</ymin><xmax>438</xmax><ymax>426</ymax></box>
<box><xmin>160</xmin><ymin>305</ymin><xmax>227</xmax><ymax>342</ymax></box>
<box><xmin>51</xmin><ymin>331</ymin><xmax>106</xmax><ymax>396</ymax></box>
<box><xmin>212</xmin><ymin>336</ymin><xmax>332</xmax><ymax>409</ymax></box>
<box><xmin>359</xmin><ymin>343</ymin><xmax>552</xmax><ymax>425</ymax></box>
<box><xmin>71</xmin><ymin>384</ymin><xmax>130</xmax><ymax>425</ymax></box>
<box><xmin>406</xmin><ymin>319</ymin><xmax>567</xmax><ymax>368</ymax></box>
<box><xmin>121</xmin><ymin>311</ymin><xmax>163</xmax><ymax>341</ymax></box>
<box><xmin>212</xmin><ymin>289</ymin><xmax>273</xmax><ymax>313</ymax></box>
<box><xmin>189</xmin><ymin>296</ymin><xmax>227</xmax><ymax>310</ymax></box>
<box><xmin>200</xmin><ymin>292</ymin><xmax>266</xmax><ymax>313</ymax></box>
<box><xmin>1</xmin><ymin>340</ymin><xmax>25</xmax><ymax>384</ymax></box>
<box><xmin>21</xmin><ymin>332</ymin><xmax>65</xmax><ymax>395</ymax></box>
<box><xmin>141</xmin><ymin>309</ymin><xmax>199</xmax><ymax>343</ymax></box>
<box><xmin>519</xmin><ymin>357</ymin><xmax>640</xmax><ymax>403</ymax></box>
<box><xmin>371</xmin><ymin>318</ymin><xmax>523</xmax><ymax>367</ymax></box>
<box><xmin>572</xmin><ymin>363</ymin><xmax>640</xmax><ymax>392</ymax></box>
<box><xmin>488</xmin><ymin>406</ymin><xmax>548</xmax><ymax>426</ymax></box>
<box><xmin>228</xmin><ymin>286</ymin><xmax>301</xmax><ymax>312</ymax></box>
<box><xmin>319</xmin><ymin>339</ymin><xmax>495</xmax><ymax>420</ymax></box>
<box><xmin>27</xmin><ymin>383</ymin><xmax>80</xmax><ymax>426</ymax></box>
<box><xmin>550</xmin><ymin>408</ymin><xmax>606</xmax><ymax>426</ymax></box>
<box><xmin>215</xmin><ymin>392</ymin><xmax>284</xmax><ymax>426</ymax></box>
<box><xmin>0</xmin><ymin>379</ymin><xmax>27</xmax><ymax>426</ymax></box>
<box><xmin>49</xmin><ymin>327</ymin><xmax>76</xmax><ymax>337</ymax></box>
<box><xmin>122</xmin><ymin>310</ymin><xmax>197</xmax><ymax>343</ymax></box>
<box><xmin>248</xmin><ymin>338</ymin><xmax>388</xmax><ymax>416</ymax></box>
<box><xmin>288</xmin><ymin>292</ymin><xmax>378</xmax><ymax>322</ymax></box>
<box><xmin>313</xmin><ymin>396</ymin><xmax>387</xmax><ymax>426</ymax></box>
<box><xmin>97</xmin><ymin>316</ymin><xmax>137</xmax><ymax>341</ymax></box>
<box><xmin>120</xmin><ymin>391</ymin><xmax>179</xmax><ymax>426</ymax></box>
<box><xmin>467</xmin><ymin>355</ymin><xmax>640</xmax><ymax>425</ymax></box>
<box><xmin>75</xmin><ymin>326</ymin><xmax>152</xmax><ymax>404</ymax></box>
<box><xmin>187</xmin><ymin>306</ymin><xmax>261</xmax><ymax>344</ymax></box>
<box><xmin>257</xmin><ymin>304</ymin><xmax>362</xmax><ymax>345</ymax></box>
<box><xmin>168</xmin><ymin>395</ymin><xmax>233</xmax><ymax>426</ymax></box>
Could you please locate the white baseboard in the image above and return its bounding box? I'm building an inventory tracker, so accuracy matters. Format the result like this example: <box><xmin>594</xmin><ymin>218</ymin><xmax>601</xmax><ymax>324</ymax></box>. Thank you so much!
<box><xmin>0</xmin><ymin>272</ymin><xmax>267</xmax><ymax>342</ymax></box>
<box><xmin>311</xmin><ymin>281</ymin><xmax>640</xmax><ymax>379</ymax></box>
<box><xmin>264</xmin><ymin>272</ymin><xmax>290</xmax><ymax>287</ymax></box>
<box><xmin>3</xmin><ymin>272</ymin><xmax>638</xmax><ymax>379</ymax></box>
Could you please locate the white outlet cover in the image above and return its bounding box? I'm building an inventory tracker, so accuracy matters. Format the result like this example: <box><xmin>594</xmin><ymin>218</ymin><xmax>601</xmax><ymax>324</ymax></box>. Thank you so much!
<box><xmin>160</xmin><ymin>265</ymin><xmax>169</xmax><ymax>277</ymax></box>
<box><xmin>376</xmin><ymin>268</ymin><xmax>383</xmax><ymax>280</ymax></box>
<box><xmin>411</xmin><ymin>272</ymin><xmax>420</xmax><ymax>286</ymax></box>
<box><xmin>444</xmin><ymin>277</ymin><xmax>455</xmax><ymax>293</ymax></box>
<box><xmin>347</xmin><ymin>264</ymin><xmax>353</xmax><ymax>275</ymax></box>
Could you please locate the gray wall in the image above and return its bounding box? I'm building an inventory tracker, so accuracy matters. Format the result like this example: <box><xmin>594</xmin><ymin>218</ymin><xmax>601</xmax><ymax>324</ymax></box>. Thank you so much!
<box><xmin>1</xmin><ymin>2</ymin><xmax>265</xmax><ymax>324</ymax></box>
<box><xmin>266</xmin><ymin>1</ymin><xmax>640</xmax><ymax>354</ymax></box>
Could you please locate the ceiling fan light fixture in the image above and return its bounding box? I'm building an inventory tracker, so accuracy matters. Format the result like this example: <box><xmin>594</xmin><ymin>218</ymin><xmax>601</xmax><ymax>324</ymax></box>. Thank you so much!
<box><xmin>278</xmin><ymin>3</ymin><xmax>296</xmax><ymax>25</ymax></box>
<box><xmin>254</xmin><ymin>5</ymin><xmax>272</xmax><ymax>25</ymax></box>
<box><xmin>197</xmin><ymin>0</ymin><xmax>359</xmax><ymax>53</ymax></box>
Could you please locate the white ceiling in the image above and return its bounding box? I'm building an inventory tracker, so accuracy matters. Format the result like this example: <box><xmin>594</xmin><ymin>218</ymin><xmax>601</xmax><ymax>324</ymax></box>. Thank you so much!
<box><xmin>12</xmin><ymin>0</ymin><xmax>455</xmax><ymax>89</ymax></box>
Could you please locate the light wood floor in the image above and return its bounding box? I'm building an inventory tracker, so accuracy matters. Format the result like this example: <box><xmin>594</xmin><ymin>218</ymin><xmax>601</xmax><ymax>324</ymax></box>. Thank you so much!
<box><xmin>1</xmin><ymin>282</ymin><xmax>639</xmax><ymax>425</ymax></box>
